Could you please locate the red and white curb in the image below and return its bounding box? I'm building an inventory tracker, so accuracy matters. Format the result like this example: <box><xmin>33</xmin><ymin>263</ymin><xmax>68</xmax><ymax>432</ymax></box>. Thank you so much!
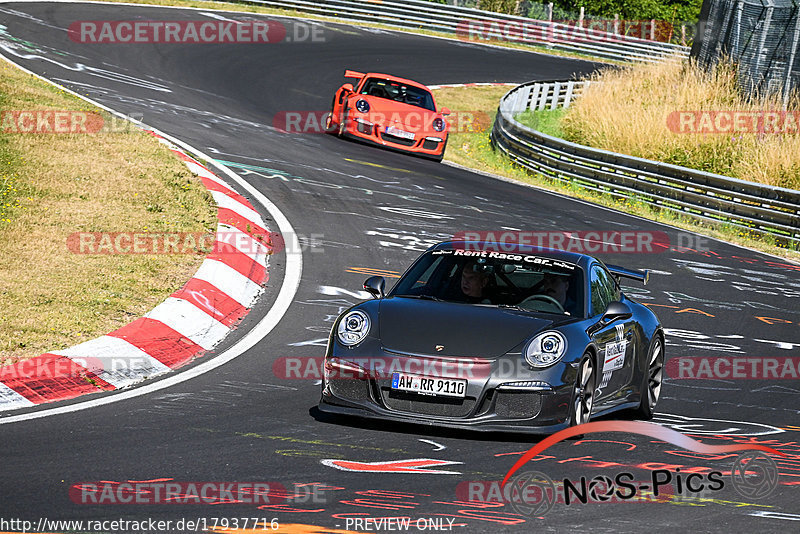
<box><xmin>0</xmin><ymin>133</ymin><xmax>271</xmax><ymax>410</ymax></box>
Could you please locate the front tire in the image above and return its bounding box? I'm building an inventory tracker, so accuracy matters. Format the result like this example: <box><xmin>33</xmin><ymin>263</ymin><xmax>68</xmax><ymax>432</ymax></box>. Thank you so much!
<box><xmin>325</xmin><ymin>95</ymin><xmax>338</xmax><ymax>135</ymax></box>
<box><xmin>569</xmin><ymin>352</ymin><xmax>596</xmax><ymax>426</ymax></box>
<box><xmin>338</xmin><ymin>104</ymin><xmax>349</xmax><ymax>137</ymax></box>
<box><xmin>635</xmin><ymin>337</ymin><xmax>664</xmax><ymax>420</ymax></box>
<box><xmin>429</xmin><ymin>137</ymin><xmax>448</xmax><ymax>163</ymax></box>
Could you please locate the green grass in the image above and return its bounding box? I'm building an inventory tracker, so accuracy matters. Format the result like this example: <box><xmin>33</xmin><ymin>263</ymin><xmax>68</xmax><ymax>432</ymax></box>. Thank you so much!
<box><xmin>515</xmin><ymin>108</ymin><xmax>567</xmax><ymax>138</ymax></box>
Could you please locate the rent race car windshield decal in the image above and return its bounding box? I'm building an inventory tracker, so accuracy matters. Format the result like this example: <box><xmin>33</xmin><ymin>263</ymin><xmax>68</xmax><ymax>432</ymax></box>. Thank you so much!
<box><xmin>450</xmin><ymin>248</ymin><xmax>577</xmax><ymax>270</ymax></box>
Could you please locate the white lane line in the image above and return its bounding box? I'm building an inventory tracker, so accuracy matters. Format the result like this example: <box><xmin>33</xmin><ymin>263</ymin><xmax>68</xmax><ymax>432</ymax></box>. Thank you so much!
<box><xmin>199</xmin><ymin>11</ymin><xmax>241</xmax><ymax>23</ymax></box>
<box><xmin>418</xmin><ymin>439</ymin><xmax>446</xmax><ymax>451</ymax></box>
<box><xmin>0</xmin><ymin>53</ymin><xmax>303</xmax><ymax>425</ymax></box>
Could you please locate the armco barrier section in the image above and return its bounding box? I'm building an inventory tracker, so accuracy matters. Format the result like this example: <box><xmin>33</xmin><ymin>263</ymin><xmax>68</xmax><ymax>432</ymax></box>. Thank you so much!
<box><xmin>230</xmin><ymin>0</ymin><xmax>689</xmax><ymax>63</ymax></box>
<box><xmin>491</xmin><ymin>80</ymin><xmax>800</xmax><ymax>246</ymax></box>
<box><xmin>509</xmin><ymin>80</ymin><xmax>592</xmax><ymax>111</ymax></box>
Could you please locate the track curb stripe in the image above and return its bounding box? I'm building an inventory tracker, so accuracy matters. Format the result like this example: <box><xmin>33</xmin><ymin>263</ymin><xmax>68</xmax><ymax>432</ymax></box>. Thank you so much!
<box><xmin>216</xmin><ymin>207</ymin><xmax>270</xmax><ymax>240</ymax></box>
<box><xmin>0</xmin><ymin>132</ymin><xmax>271</xmax><ymax>409</ymax></box>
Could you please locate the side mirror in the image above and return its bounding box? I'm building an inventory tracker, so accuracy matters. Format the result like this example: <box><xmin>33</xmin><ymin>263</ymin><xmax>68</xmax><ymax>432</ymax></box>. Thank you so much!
<box><xmin>341</xmin><ymin>83</ymin><xmax>354</xmax><ymax>93</ymax></box>
<box><xmin>586</xmin><ymin>301</ymin><xmax>631</xmax><ymax>336</ymax></box>
<box><xmin>440</xmin><ymin>107</ymin><xmax>451</xmax><ymax>116</ymax></box>
<box><xmin>363</xmin><ymin>276</ymin><xmax>385</xmax><ymax>299</ymax></box>
<box><xmin>602</xmin><ymin>301</ymin><xmax>632</xmax><ymax>323</ymax></box>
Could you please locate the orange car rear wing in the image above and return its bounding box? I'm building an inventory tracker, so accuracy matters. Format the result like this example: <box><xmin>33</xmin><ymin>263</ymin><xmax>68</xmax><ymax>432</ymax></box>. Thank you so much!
<box><xmin>344</xmin><ymin>70</ymin><xmax>366</xmax><ymax>80</ymax></box>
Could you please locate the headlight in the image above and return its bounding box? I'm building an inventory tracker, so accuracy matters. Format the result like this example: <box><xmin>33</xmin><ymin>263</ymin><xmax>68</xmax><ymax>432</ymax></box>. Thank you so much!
<box><xmin>355</xmin><ymin>99</ymin><xmax>370</xmax><ymax>113</ymax></box>
<box><xmin>524</xmin><ymin>331</ymin><xmax>567</xmax><ymax>368</ymax></box>
<box><xmin>337</xmin><ymin>310</ymin><xmax>370</xmax><ymax>346</ymax></box>
<box><xmin>432</xmin><ymin>117</ymin><xmax>445</xmax><ymax>131</ymax></box>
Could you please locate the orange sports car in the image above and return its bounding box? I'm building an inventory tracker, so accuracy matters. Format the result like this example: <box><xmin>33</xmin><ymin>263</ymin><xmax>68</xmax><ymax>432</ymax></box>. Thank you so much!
<box><xmin>326</xmin><ymin>70</ymin><xmax>451</xmax><ymax>162</ymax></box>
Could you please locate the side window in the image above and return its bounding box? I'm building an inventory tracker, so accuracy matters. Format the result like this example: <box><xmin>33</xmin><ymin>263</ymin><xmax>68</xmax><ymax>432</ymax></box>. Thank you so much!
<box><xmin>590</xmin><ymin>265</ymin><xmax>619</xmax><ymax>317</ymax></box>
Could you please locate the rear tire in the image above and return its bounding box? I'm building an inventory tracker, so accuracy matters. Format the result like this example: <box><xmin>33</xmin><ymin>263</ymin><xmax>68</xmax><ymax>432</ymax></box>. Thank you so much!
<box><xmin>569</xmin><ymin>352</ymin><xmax>596</xmax><ymax>427</ymax></box>
<box><xmin>635</xmin><ymin>338</ymin><xmax>664</xmax><ymax>420</ymax></box>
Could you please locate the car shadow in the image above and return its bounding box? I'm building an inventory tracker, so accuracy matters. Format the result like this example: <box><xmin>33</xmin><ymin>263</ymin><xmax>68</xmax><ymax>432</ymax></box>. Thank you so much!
<box><xmin>308</xmin><ymin>405</ymin><xmax>630</xmax><ymax>444</ymax></box>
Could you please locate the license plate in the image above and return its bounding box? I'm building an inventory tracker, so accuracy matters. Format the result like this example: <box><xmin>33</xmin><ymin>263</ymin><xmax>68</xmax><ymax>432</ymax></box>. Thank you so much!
<box><xmin>385</xmin><ymin>126</ymin><xmax>415</xmax><ymax>140</ymax></box>
<box><xmin>391</xmin><ymin>373</ymin><xmax>466</xmax><ymax>398</ymax></box>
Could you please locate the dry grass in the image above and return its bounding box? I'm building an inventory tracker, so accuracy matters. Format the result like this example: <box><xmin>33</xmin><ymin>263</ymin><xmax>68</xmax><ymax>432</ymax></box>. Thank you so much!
<box><xmin>0</xmin><ymin>60</ymin><xmax>216</xmax><ymax>365</ymax></box>
<box><xmin>562</xmin><ymin>59</ymin><xmax>800</xmax><ymax>190</ymax></box>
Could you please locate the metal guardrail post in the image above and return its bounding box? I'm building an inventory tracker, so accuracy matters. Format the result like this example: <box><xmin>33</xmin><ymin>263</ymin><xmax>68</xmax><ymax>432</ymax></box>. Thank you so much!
<box><xmin>549</xmin><ymin>82</ymin><xmax>561</xmax><ymax>110</ymax></box>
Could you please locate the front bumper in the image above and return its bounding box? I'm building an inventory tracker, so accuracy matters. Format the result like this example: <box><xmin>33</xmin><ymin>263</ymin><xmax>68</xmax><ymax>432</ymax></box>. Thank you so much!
<box><xmin>342</xmin><ymin>117</ymin><xmax>446</xmax><ymax>157</ymax></box>
<box><xmin>318</xmin><ymin>350</ymin><xmax>576</xmax><ymax>435</ymax></box>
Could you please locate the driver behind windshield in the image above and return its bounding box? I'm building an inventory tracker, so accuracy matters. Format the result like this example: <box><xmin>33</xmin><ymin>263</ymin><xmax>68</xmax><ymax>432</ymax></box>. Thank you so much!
<box><xmin>460</xmin><ymin>261</ymin><xmax>491</xmax><ymax>304</ymax></box>
<box><xmin>538</xmin><ymin>272</ymin><xmax>570</xmax><ymax>307</ymax></box>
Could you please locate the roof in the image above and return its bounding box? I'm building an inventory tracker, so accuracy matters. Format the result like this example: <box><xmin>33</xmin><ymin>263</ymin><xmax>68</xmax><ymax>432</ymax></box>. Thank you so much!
<box><xmin>357</xmin><ymin>72</ymin><xmax>431</xmax><ymax>92</ymax></box>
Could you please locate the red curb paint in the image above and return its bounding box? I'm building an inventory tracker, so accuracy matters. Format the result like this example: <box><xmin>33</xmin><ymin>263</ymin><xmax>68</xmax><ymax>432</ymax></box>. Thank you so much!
<box><xmin>208</xmin><ymin>247</ymin><xmax>267</xmax><ymax>283</ymax></box>
<box><xmin>216</xmin><ymin>206</ymin><xmax>270</xmax><ymax>238</ymax></box>
<box><xmin>0</xmin><ymin>354</ymin><xmax>114</xmax><ymax>403</ymax></box>
<box><xmin>201</xmin><ymin>177</ymin><xmax>251</xmax><ymax>206</ymax></box>
<box><xmin>108</xmin><ymin>319</ymin><xmax>204</xmax><ymax>370</ymax></box>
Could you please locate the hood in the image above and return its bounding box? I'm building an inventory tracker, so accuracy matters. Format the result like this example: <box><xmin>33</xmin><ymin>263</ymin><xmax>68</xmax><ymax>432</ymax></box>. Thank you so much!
<box><xmin>357</xmin><ymin>98</ymin><xmax>441</xmax><ymax>131</ymax></box>
<box><xmin>377</xmin><ymin>297</ymin><xmax>555</xmax><ymax>359</ymax></box>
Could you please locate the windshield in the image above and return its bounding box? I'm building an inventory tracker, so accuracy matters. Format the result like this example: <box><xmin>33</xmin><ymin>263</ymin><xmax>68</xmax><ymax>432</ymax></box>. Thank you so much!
<box><xmin>359</xmin><ymin>78</ymin><xmax>436</xmax><ymax>111</ymax></box>
<box><xmin>390</xmin><ymin>249</ymin><xmax>585</xmax><ymax>317</ymax></box>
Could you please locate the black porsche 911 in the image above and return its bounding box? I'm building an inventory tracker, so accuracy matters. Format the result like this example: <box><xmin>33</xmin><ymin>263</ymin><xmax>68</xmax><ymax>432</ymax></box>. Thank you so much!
<box><xmin>318</xmin><ymin>241</ymin><xmax>664</xmax><ymax>434</ymax></box>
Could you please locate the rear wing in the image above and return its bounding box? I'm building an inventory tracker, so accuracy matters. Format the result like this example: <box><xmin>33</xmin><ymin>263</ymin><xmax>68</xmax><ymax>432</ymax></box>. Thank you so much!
<box><xmin>607</xmin><ymin>264</ymin><xmax>650</xmax><ymax>285</ymax></box>
<box><xmin>344</xmin><ymin>70</ymin><xmax>366</xmax><ymax>80</ymax></box>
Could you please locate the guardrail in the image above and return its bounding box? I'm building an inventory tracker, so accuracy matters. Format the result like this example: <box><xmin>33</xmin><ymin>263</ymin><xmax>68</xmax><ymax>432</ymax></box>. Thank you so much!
<box><xmin>508</xmin><ymin>80</ymin><xmax>592</xmax><ymax>111</ymax></box>
<box><xmin>491</xmin><ymin>80</ymin><xmax>800</xmax><ymax>246</ymax></box>
<box><xmin>230</xmin><ymin>0</ymin><xmax>689</xmax><ymax>63</ymax></box>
